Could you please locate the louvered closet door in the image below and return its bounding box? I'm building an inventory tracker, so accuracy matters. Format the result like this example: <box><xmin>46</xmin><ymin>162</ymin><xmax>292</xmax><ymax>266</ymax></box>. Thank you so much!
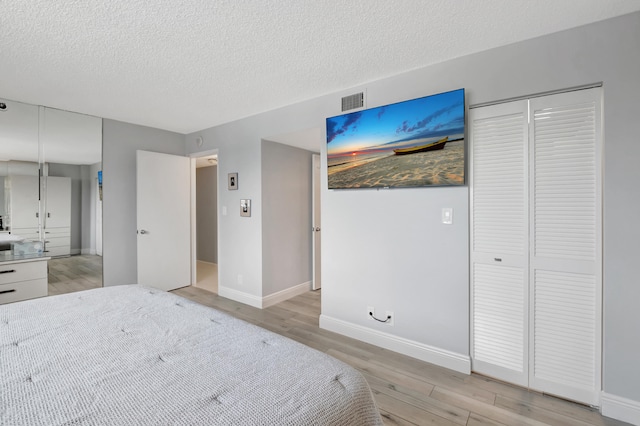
<box><xmin>529</xmin><ymin>88</ymin><xmax>601</xmax><ymax>405</ymax></box>
<box><xmin>470</xmin><ymin>100</ymin><xmax>529</xmax><ymax>386</ymax></box>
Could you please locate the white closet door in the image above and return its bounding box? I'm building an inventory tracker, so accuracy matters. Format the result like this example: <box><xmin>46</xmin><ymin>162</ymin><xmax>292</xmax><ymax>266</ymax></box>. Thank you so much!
<box><xmin>470</xmin><ymin>100</ymin><xmax>529</xmax><ymax>386</ymax></box>
<box><xmin>529</xmin><ymin>88</ymin><xmax>602</xmax><ymax>405</ymax></box>
<box><xmin>8</xmin><ymin>175</ymin><xmax>40</xmax><ymax>230</ymax></box>
<box><xmin>45</xmin><ymin>177</ymin><xmax>71</xmax><ymax>228</ymax></box>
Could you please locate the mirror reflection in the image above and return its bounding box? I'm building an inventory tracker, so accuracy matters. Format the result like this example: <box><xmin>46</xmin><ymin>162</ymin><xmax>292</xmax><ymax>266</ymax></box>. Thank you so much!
<box><xmin>0</xmin><ymin>98</ymin><xmax>103</xmax><ymax>296</ymax></box>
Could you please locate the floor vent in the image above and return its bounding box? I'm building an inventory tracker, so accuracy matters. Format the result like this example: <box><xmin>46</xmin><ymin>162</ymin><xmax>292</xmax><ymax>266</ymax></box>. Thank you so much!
<box><xmin>341</xmin><ymin>92</ymin><xmax>364</xmax><ymax>112</ymax></box>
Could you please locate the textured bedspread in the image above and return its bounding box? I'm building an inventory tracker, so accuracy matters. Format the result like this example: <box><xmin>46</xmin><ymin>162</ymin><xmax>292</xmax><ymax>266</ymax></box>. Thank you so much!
<box><xmin>0</xmin><ymin>285</ymin><xmax>382</xmax><ymax>425</ymax></box>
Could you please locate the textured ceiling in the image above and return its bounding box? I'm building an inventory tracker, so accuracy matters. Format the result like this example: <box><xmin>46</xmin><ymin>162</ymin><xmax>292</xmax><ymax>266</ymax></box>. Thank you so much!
<box><xmin>1</xmin><ymin>1</ymin><xmax>639</xmax><ymax>135</ymax></box>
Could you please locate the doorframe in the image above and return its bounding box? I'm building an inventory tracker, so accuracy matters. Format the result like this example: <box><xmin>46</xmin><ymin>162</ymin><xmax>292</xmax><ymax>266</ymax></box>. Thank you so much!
<box><xmin>189</xmin><ymin>148</ymin><xmax>219</xmax><ymax>286</ymax></box>
<box><xmin>312</xmin><ymin>153</ymin><xmax>321</xmax><ymax>290</ymax></box>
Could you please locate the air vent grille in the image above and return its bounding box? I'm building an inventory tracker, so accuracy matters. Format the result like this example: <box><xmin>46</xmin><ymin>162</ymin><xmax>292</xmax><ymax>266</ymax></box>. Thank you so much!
<box><xmin>341</xmin><ymin>92</ymin><xmax>364</xmax><ymax>112</ymax></box>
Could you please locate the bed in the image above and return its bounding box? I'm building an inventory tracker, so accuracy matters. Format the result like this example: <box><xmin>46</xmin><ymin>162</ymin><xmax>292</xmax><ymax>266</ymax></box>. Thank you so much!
<box><xmin>0</xmin><ymin>285</ymin><xmax>383</xmax><ymax>425</ymax></box>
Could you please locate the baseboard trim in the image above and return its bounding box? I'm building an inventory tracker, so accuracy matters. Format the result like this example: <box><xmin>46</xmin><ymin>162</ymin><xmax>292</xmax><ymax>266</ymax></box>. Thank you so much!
<box><xmin>320</xmin><ymin>314</ymin><xmax>471</xmax><ymax>374</ymax></box>
<box><xmin>219</xmin><ymin>282</ymin><xmax>312</xmax><ymax>309</ymax></box>
<box><xmin>218</xmin><ymin>286</ymin><xmax>262</xmax><ymax>309</ymax></box>
<box><xmin>80</xmin><ymin>248</ymin><xmax>96</xmax><ymax>255</ymax></box>
<box><xmin>601</xmin><ymin>392</ymin><xmax>640</xmax><ymax>425</ymax></box>
<box><xmin>262</xmin><ymin>281</ymin><xmax>311</xmax><ymax>308</ymax></box>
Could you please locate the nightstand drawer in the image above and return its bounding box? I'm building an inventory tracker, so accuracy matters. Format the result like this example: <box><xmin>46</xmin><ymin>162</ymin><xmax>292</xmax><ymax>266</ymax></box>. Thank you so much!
<box><xmin>0</xmin><ymin>261</ymin><xmax>47</xmax><ymax>285</ymax></box>
<box><xmin>0</xmin><ymin>278</ymin><xmax>47</xmax><ymax>304</ymax></box>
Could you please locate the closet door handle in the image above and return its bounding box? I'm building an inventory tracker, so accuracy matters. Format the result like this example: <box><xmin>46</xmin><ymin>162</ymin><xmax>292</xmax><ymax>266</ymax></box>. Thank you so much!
<box><xmin>0</xmin><ymin>269</ymin><xmax>16</xmax><ymax>274</ymax></box>
<box><xmin>0</xmin><ymin>289</ymin><xmax>16</xmax><ymax>295</ymax></box>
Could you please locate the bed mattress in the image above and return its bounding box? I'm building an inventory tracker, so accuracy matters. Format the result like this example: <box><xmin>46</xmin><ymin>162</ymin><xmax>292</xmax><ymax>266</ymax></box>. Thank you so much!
<box><xmin>0</xmin><ymin>285</ymin><xmax>382</xmax><ymax>425</ymax></box>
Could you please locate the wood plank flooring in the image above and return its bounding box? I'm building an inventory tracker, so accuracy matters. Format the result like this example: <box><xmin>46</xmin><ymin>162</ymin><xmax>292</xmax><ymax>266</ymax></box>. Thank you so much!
<box><xmin>47</xmin><ymin>254</ymin><xmax>102</xmax><ymax>296</ymax></box>
<box><xmin>44</xmin><ymin>273</ymin><xmax>627</xmax><ymax>426</ymax></box>
<box><xmin>172</xmin><ymin>285</ymin><xmax>630</xmax><ymax>426</ymax></box>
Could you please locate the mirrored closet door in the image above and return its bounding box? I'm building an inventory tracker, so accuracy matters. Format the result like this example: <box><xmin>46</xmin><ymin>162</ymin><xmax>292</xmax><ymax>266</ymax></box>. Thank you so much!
<box><xmin>0</xmin><ymin>97</ymin><xmax>103</xmax><ymax>292</ymax></box>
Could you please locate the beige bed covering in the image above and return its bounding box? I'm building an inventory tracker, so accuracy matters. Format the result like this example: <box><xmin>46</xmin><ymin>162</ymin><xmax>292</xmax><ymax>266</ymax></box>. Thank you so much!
<box><xmin>0</xmin><ymin>285</ymin><xmax>382</xmax><ymax>425</ymax></box>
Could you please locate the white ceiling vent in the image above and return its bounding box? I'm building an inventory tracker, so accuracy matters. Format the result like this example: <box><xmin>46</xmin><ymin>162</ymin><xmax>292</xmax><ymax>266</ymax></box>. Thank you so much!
<box><xmin>341</xmin><ymin>92</ymin><xmax>365</xmax><ymax>112</ymax></box>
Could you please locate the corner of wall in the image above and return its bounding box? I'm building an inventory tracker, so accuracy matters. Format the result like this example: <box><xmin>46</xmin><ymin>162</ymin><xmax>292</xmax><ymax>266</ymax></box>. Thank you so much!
<box><xmin>601</xmin><ymin>392</ymin><xmax>640</xmax><ymax>425</ymax></box>
<box><xmin>262</xmin><ymin>281</ymin><xmax>311</xmax><ymax>308</ymax></box>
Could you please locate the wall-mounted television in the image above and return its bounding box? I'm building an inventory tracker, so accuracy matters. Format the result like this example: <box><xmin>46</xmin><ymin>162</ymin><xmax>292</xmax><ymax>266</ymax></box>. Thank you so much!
<box><xmin>326</xmin><ymin>88</ymin><xmax>465</xmax><ymax>189</ymax></box>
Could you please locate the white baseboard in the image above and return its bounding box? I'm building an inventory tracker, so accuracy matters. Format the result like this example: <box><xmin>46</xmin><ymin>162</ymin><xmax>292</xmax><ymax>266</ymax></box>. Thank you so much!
<box><xmin>71</xmin><ymin>248</ymin><xmax>81</xmax><ymax>255</ymax></box>
<box><xmin>81</xmin><ymin>248</ymin><xmax>96</xmax><ymax>255</ymax></box>
<box><xmin>262</xmin><ymin>281</ymin><xmax>311</xmax><ymax>308</ymax></box>
<box><xmin>601</xmin><ymin>392</ymin><xmax>640</xmax><ymax>425</ymax></box>
<box><xmin>218</xmin><ymin>286</ymin><xmax>262</xmax><ymax>309</ymax></box>
<box><xmin>320</xmin><ymin>314</ymin><xmax>471</xmax><ymax>374</ymax></box>
<box><xmin>219</xmin><ymin>282</ymin><xmax>312</xmax><ymax>309</ymax></box>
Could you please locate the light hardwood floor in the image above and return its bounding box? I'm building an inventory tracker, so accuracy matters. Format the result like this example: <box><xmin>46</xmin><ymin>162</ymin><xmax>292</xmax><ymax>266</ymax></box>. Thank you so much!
<box><xmin>44</xmin><ymin>273</ymin><xmax>628</xmax><ymax>426</ymax></box>
<box><xmin>47</xmin><ymin>254</ymin><xmax>103</xmax><ymax>296</ymax></box>
<box><xmin>172</xmin><ymin>285</ymin><xmax>629</xmax><ymax>426</ymax></box>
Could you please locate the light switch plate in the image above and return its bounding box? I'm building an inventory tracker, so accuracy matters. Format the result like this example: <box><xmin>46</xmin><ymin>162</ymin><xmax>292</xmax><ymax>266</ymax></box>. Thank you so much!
<box><xmin>240</xmin><ymin>199</ymin><xmax>251</xmax><ymax>217</ymax></box>
<box><xmin>442</xmin><ymin>208</ymin><xmax>453</xmax><ymax>225</ymax></box>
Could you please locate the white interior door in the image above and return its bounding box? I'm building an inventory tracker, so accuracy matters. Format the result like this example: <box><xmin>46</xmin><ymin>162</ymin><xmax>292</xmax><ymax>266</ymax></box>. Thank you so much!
<box><xmin>137</xmin><ymin>150</ymin><xmax>191</xmax><ymax>291</ymax></box>
<box><xmin>312</xmin><ymin>154</ymin><xmax>321</xmax><ymax>290</ymax></box>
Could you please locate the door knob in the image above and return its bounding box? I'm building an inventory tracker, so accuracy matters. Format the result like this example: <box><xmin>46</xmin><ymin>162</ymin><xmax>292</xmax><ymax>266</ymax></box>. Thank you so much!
<box><xmin>315</xmin><ymin>227</ymin><xmax>321</xmax><ymax>232</ymax></box>
<box><xmin>139</xmin><ymin>229</ymin><xmax>148</xmax><ymax>234</ymax></box>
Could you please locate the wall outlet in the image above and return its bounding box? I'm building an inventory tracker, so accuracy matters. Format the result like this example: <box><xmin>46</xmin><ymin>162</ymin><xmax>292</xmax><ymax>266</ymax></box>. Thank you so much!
<box><xmin>367</xmin><ymin>306</ymin><xmax>375</xmax><ymax>320</ymax></box>
<box><xmin>385</xmin><ymin>311</ymin><xmax>394</xmax><ymax>326</ymax></box>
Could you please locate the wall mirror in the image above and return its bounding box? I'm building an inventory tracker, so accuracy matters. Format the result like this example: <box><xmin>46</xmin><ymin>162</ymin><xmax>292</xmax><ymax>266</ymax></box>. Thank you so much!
<box><xmin>0</xmin><ymin>97</ymin><xmax>103</xmax><ymax>288</ymax></box>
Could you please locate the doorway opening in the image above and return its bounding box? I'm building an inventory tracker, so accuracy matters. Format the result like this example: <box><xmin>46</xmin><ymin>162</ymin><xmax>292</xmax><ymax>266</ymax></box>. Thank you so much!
<box><xmin>192</xmin><ymin>152</ymin><xmax>219</xmax><ymax>294</ymax></box>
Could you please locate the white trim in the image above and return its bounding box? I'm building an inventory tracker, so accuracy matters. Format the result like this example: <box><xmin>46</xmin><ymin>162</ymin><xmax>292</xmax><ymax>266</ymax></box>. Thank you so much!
<box><xmin>218</xmin><ymin>286</ymin><xmax>262</xmax><ymax>309</ymax></box>
<box><xmin>81</xmin><ymin>248</ymin><xmax>96</xmax><ymax>255</ymax></box>
<box><xmin>70</xmin><ymin>248</ymin><xmax>81</xmax><ymax>255</ymax></box>
<box><xmin>190</xmin><ymin>158</ymin><xmax>197</xmax><ymax>286</ymax></box>
<box><xmin>262</xmin><ymin>281</ymin><xmax>311</xmax><ymax>308</ymax></box>
<box><xmin>320</xmin><ymin>314</ymin><xmax>471</xmax><ymax>374</ymax></box>
<box><xmin>220</xmin><ymin>282</ymin><xmax>312</xmax><ymax>309</ymax></box>
<box><xmin>601</xmin><ymin>393</ymin><xmax>640</xmax><ymax>425</ymax></box>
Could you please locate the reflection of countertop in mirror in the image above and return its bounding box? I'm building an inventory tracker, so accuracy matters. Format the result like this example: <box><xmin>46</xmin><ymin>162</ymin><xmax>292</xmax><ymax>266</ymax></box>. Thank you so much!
<box><xmin>0</xmin><ymin>253</ymin><xmax>50</xmax><ymax>263</ymax></box>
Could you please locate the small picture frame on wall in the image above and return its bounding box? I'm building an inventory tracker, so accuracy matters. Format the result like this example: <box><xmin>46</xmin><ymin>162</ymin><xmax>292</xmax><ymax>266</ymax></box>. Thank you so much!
<box><xmin>228</xmin><ymin>172</ymin><xmax>238</xmax><ymax>190</ymax></box>
<box><xmin>240</xmin><ymin>199</ymin><xmax>251</xmax><ymax>217</ymax></box>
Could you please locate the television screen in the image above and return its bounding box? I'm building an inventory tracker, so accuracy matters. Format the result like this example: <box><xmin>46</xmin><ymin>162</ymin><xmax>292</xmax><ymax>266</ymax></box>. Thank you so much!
<box><xmin>326</xmin><ymin>88</ymin><xmax>465</xmax><ymax>189</ymax></box>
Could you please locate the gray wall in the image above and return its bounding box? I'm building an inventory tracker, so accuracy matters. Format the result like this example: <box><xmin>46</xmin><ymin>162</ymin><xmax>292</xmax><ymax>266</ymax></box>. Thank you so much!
<box><xmin>261</xmin><ymin>140</ymin><xmax>313</xmax><ymax>296</ymax></box>
<box><xmin>183</xmin><ymin>12</ymin><xmax>640</xmax><ymax>404</ymax></box>
<box><xmin>196</xmin><ymin>165</ymin><xmax>217</xmax><ymax>263</ymax></box>
<box><xmin>102</xmin><ymin>119</ymin><xmax>184</xmax><ymax>287</ymax></box>
<box><xmin>186</xmin><ymin>126</ymin><xmax>263</xmax><ymax>298</ymax></box>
